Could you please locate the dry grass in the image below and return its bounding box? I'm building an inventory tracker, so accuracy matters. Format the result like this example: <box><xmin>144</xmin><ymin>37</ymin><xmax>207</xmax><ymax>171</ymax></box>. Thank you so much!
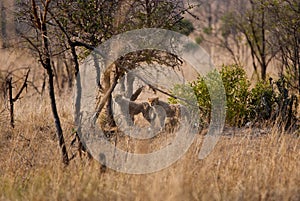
<box><xmin>0</xmin><ymin>94</ymin><xmax>299</xmax><ymax>201</ymax></box>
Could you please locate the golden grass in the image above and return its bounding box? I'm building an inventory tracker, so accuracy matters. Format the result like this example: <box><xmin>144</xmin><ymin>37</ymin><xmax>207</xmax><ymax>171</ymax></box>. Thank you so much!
<box><xmin>0</xmin><ymin>93</ymin><xmax>299</xmax><ymax>201</ymax></box>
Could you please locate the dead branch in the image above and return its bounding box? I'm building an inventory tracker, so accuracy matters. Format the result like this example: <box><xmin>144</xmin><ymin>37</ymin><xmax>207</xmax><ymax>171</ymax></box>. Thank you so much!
<box><xmin>6</xmin><ymin>69</ymin><xmax>30</xmax><ymax>128</ymax></box>
<box><xmin>13</xmin><ymin>70</ymin><xmax>30</xmax><ymax>102</ymax></box>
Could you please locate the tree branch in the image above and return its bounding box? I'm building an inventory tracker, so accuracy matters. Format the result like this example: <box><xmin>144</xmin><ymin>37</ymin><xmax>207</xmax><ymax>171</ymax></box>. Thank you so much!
<box><xmin>12</xmin><ymin>70</ymin><xmax>30</xmax><ymax>102</ymax></box>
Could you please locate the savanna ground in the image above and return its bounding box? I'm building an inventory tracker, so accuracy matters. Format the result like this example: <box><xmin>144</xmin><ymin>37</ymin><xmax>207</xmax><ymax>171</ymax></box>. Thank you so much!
<box><xmin>0</xmin><ymin>91</ymin><xmax>299</xmax><ymax>201</ymax></box>
<box><xmin>0</xmin><ymin>0</ymin><xmax>299</xmax><ymax>199</ymax></box>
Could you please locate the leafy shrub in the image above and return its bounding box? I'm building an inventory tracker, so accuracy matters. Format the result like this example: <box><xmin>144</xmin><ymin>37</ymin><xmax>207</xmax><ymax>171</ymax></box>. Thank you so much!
<box><xmin>182</xmin><ymin>65</ymin><xmax>249</xmax><ymax>126</ymax></box>
<box><xmin>248</xmin><ymin>80</ymin><xmax>275</xmax><ymax>121</ymax></box>
<box><xmin>170</xmin><ymin>65</ymin><xmax>299</xmax><ymax>129</ymax></box>
<box><xmin>168</xmin><ymin>83</ymin><xmax>201</xmax><ymax>122</ymax></box>
<box><xmin>169</xmin><ymin>70</ymin><xmax>224</xmax><ymax>125</ymax></box>
<box><xmin>220</xmin><ymin>65</ymin><xmax>250</xmax><ymax>126</ymax></box>
<box><xmin>169</xmin><ymin>84</ymin><xmax>196</xmax><ymax>104</ymax></box>
<box><xmin>190</xmin><ymin>74</ymin><xmax>210</xmax><ymax>120</ymax></box>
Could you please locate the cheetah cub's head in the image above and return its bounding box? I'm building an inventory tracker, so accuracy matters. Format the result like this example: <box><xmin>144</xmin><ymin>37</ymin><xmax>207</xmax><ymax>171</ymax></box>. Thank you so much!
<box><xmin>114</xmin><ymin>94</ymin><xmax>124</xmax><ymax>103</ymax></box>
<box><xmin>148</xmin><ymin>97</ymin><xmax>159</xmax><ymax>106</ymax></box>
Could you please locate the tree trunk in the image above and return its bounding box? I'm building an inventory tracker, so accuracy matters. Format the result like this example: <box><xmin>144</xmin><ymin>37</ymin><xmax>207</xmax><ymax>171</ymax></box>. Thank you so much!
<box><xmin>261</xmin><ymin>64</ymin><xmax>267</xmax><ymax>81</ymax></box>
<box><xmin>7</xmin><ymin>77</ymin><xmax>14</xmax><ymax>128</ymax></box>
<box><xmin>261</xmin><ymin>5</ymin><xmax>267</xmax><ymax>81</ymax></box>
<box><xmin>40</xmin><ymin>2</ymin><xmax>69</xmax><ymax>165</ymax></box>
<box><xmin>47</xmin><ymin>67</ymin><xmax>69</xmax><ymax>165</ymax></box>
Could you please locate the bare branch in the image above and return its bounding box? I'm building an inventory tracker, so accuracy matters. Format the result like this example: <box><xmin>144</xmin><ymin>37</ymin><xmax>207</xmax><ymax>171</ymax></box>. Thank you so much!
<box><xmin>13</xmin><ymin>70</ymin><xmax>30</xmax><ymax>102</ymax></box>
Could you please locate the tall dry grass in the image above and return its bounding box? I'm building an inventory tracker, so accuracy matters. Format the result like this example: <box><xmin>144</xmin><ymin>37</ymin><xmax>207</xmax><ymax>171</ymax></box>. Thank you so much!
<box><xmin>0</xmin><ymin>93</ymin><xmax>299</xmax><ymax>201</ymax></box>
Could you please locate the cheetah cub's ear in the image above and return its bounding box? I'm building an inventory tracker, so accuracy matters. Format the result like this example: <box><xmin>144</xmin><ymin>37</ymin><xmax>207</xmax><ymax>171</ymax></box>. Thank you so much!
<box><xmin>148</xmin><ymin>97</ymin><xmax>159</xmax><ymax>106</ymax></box>
<box><xmin>114</xmin><ymin>94</ymin><xmax>123</xmax><ymax>103</ymax></box>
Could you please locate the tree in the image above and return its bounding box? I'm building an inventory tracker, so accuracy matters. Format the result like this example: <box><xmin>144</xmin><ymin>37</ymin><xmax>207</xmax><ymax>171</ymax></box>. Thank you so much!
<box><xmin>17</xmin><ymin>0</ymin><xmax>69</xmax><ymax>165</ymax></box>
<box><xmin>53</xmin><ymin>0</ymin><xmax>194</xmax><ymax>123</ymax></box>
<box><xmin>16</xmin><ymin>0</ymin><xmax>196</xmax><ymax>163</ymax></box>
<box><xmin>268</xmin><ymin>0</ymin><xmax>300</xmax><ymax>93</ymax></box>
<box><xmin>219</xmin><ymin>0</ymin><xmax>300</xmax><ymax>85</ymax></box>
<box><xmin>220</xmin><ymin>0</ymin><xmax>279</xmax><ymax>80</ymax></box>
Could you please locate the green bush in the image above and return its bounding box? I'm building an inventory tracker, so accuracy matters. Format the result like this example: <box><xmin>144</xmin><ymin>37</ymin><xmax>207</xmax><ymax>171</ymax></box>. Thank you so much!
<box><xmin>220</xmin><ymin>65</ymin><xmax>250</xmax><ymax>126</ymax></box>
<box><xmin>170</xmin><ymin>65</ymin><xmax>299</xmax><ymax>129</ymax></box>
<box><xmin>168</xmin><ymin>84</ymin><xmax>196</xmax><ymax>104</ymax></box>
<box><xmin>168</xmin><ymin>83</ymin><xmax>200</xmax><ymax>120</ymax></box>
<box><xmin>183</xmin><ymin>65</ymin><xmax>250</xmax><ymax>126</ymax></box>
<box><xmin>191</xmin><ymin>74</ymin><xmax>210</xmax><ymax>120</ymax></box>
<box><xmin>170</xmin><ymin>65</ymin><xmax>249</xmax><ymax>126</ymax></box>
<box><xmin>248</xmin><ymin>80</ymin><xmax>275</xmax><ymax>121</ymax></box>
